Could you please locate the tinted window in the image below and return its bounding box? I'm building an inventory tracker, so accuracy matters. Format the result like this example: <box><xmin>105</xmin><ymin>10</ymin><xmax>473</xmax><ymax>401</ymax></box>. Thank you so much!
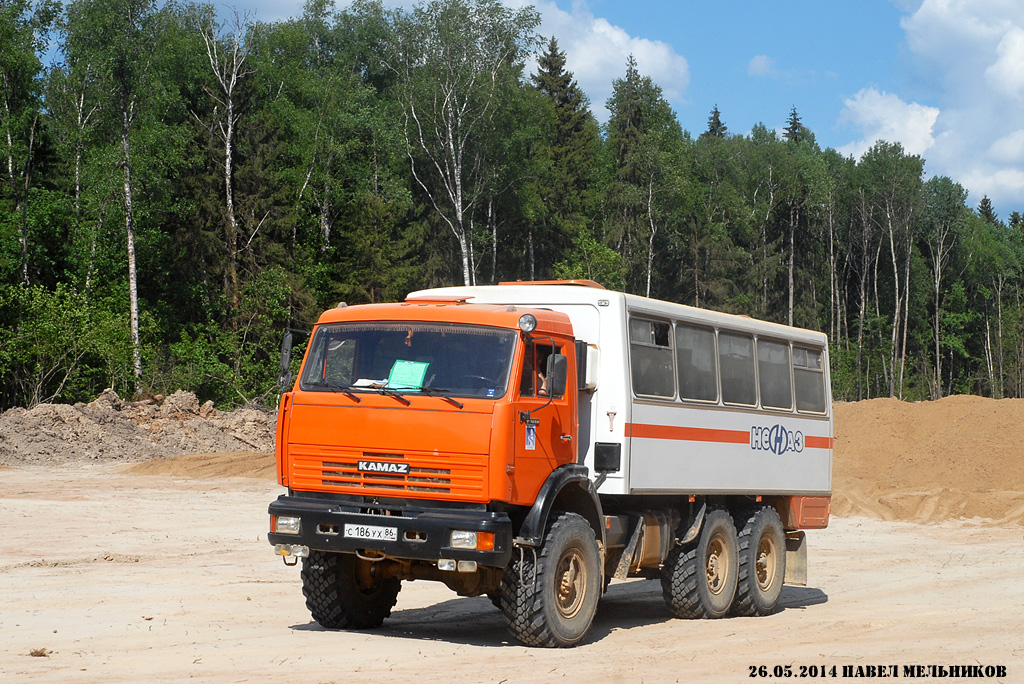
<box><xmin>758</xmin><ymin>339</ymin><xmax>793</xmax><ymax>410</ymax></box>
<box><xmin>675</xmin><ymin>324</ymin><xmax>717</xmax><ymax>402</ymax></box>
<box><xmin>300</xmin><ymin>322</ymin><xmax>516</xmax><ymax>398</ymax></box>
<box><xmin>719</xmin><ymin>332</ymin><xmax>756</xmax><ymax>406</ymax></box>
<box><xmin>629</xmin><ymin>318</ymin><xmax>675</xmax><ymax>398</ymax></box>
<box><xmin>794</xmin><ymin>346</ymin><xmax>827</xmax><ymax>413</ymax></box>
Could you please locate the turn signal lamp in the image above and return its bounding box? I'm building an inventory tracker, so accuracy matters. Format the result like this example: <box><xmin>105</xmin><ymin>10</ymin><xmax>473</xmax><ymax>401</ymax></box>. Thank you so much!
<box><xmin>275</xmin><ymin>544</ymin><xmax>309</xmax><ymax>558</ymax></box>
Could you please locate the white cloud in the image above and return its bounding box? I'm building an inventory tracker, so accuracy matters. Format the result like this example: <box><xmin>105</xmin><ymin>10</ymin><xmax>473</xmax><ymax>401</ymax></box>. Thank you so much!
<box><xmin>985</xmin><ymin>26</ymin><xmax>1024</xmax><ymax>98</ymax></box>
<box><xmin>989</xmin><ymin>129</ymin><xmax>1024</xmax><ymax>164</ymax></box>
<box><xmin>893</xmin><ymin>0</ymin><xmax>1024</xmax><ymax>213</ymax></box>
<box><xmin>748</xmin><ymin>55</ymin><xmax>776</xmax><ymax>78</ymax></box>
<box><xmin>836</xmin><ymin>88</ymin><xmax>939</xmax><ymax>159</ymax></box>
<box><xmin>530</xmin><ymin>1</ymin><xmax>689</xmax><ymax>122</ymax></box>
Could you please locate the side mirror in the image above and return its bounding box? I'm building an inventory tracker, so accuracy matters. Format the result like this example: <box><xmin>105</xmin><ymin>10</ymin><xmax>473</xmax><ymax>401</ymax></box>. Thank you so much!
<box><xmin>546</xmin><ymin>353</ymin><xmax>568</xmax><ymax>397</ymax></box>
<box><xmin>278</xmin><ymin>331</ymin><xmax>294</xmax><ymax>390</ymax></box>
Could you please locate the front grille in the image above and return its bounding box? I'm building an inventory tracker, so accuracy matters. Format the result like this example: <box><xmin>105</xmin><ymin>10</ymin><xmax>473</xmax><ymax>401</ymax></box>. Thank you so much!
<box><xmin>322</xmin><ymin>460</ymin><xmax>453</xmax><ymax>493</ymax></box>
<box><xmin>289</xmin><ymin>446</ymin><xmax>487</xmax><ymax>501</ymax></box>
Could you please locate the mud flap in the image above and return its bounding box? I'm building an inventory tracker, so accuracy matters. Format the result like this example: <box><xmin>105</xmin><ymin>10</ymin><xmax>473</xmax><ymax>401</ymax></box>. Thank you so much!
<box><xmin>784</xmin><ymin>531</ymin><xmax>807</xmax><ymax>586</ymax></box>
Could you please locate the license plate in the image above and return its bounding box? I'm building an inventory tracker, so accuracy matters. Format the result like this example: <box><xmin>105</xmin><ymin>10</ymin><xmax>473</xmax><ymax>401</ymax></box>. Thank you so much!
<box><xmin>344</xmin><ymin>524</ymin><xmax>397</xmax><ymax>542</ymax></box>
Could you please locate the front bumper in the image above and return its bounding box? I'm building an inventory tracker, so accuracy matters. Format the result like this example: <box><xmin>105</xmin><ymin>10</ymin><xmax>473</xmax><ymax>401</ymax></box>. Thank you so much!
<box><xmin>267</xmin><ymin>494</ymin><xmax>514</xmax><ymax>569</ymax></box>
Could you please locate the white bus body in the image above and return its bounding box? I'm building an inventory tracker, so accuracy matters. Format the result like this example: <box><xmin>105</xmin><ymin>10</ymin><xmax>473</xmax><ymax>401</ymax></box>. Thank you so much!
<box><xmin>409</xmin><ymin>282</ymin><xmax>833</xmax><ymax>500</ymax></box>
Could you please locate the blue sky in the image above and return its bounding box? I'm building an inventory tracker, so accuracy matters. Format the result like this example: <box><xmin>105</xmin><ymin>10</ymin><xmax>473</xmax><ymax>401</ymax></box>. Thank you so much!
<box><xmin>225</xmin><ymin>0</ymin><xmax>1024</xmax><ymax>219</ymax></box>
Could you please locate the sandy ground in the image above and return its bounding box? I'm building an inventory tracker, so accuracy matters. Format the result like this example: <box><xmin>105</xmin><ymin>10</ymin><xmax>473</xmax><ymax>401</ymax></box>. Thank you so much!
<box><xmin>2</xmin><ymin>463</ymin><xmax>1021</xmax><ymax>684</ymax></box>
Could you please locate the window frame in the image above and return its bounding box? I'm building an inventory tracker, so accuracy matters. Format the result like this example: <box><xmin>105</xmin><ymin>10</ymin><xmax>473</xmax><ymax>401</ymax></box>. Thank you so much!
<box><xmin>793</xmin><ymin>344</ymin><xmax>828</xmax><ymax>415</ymax></box>
<box><xmin>717</xmin><ymin>330</ymin><xmax>758</xmax><ymax>408</ymax></box>
<box><xmin>674</xmin><ymin>322</ymin><xmax>720</xmax><ymax>404</ymax></box>
<box><xmin>756</xmin><ymin>336</ymin><xmax>795</xmax><ymax>412</ymax></box>
<box><xmin>627</xmin><ymin>316</ymin><xmax>677</xmax><ymax>400</ymax></box>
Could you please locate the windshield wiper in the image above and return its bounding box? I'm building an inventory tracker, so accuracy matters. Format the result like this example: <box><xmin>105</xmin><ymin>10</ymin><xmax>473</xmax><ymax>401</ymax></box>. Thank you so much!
<box><xmin>416</xmin><ymin>387</ymin><xmax>464</xmax><ymax>409</ymax></box>
<box><xmin>372</xmin><ymin>385</ymin><xmax>411</xmax><ymax>406</ymax></box>
<box><xmin>311</xmin><ymin>381</ymin><xmax>361</xmax><ymax>403</ymax></box>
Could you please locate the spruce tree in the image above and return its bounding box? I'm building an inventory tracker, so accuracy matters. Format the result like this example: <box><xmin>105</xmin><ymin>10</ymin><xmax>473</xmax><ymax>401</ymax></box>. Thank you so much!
<box><xmin>527</xmin><ymin>36</ymin><xmax>601</xmax><ymax>279</ymax></box>
<box><xmin>701</xmin><ymin>104</ymin><xmax>727</xmax><ymax>138</ymax></box>
<box><xmin>783</xmin><ymin>106</ymin><xmax>805</xmax><ymax>143</ymax></box>
<box><xmin>530</xmin><ymin>37</ymin><xmax>598</xmax><ymax>220</ymax></box>
<box><xmin>978</xmin><ymin>195</ymin><xmax>997</xmax><ymax>224</ymax></box>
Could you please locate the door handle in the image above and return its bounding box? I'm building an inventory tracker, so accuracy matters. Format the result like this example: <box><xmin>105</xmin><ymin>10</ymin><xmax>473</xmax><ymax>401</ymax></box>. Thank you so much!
<box><xmin>560</xmin><ymin>434</ymin><xmax>572</xmax><ymax>442</ymax></box>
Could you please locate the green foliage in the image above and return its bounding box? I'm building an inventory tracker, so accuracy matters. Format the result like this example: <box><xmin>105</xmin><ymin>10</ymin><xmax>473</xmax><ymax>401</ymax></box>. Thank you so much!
<box><xmin>0</xmin><ymin>283</ymin><xmax>131</xmax><ymax>406</ymax></box>
<box><xmin>1</xmin><ymin>0</ymin><xmax>1023</xmax><ymax>410</ymax></box>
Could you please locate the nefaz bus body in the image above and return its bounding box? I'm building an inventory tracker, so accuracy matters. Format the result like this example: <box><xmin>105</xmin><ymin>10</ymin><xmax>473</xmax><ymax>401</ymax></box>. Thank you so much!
<box><xmin>268</xmin><ymin>281</ymin><xmax>832</xmax><ymax>647</ymax></box>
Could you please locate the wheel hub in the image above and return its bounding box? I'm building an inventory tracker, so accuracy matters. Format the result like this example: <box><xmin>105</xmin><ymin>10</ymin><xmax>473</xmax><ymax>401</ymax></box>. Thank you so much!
<box><xmin>755</xmin><ymin>535</ymin><xmax>777</xmax><ymax>590</ymax></box>
<box><xmin>555</xmin><ymin>548</ymin><xmax>586</xmax><ymax>619</ymax></box>
<box><xmin>705</xmin><ymin>534</ymin><xmax>730</xmax><ymax>595</ymax></box>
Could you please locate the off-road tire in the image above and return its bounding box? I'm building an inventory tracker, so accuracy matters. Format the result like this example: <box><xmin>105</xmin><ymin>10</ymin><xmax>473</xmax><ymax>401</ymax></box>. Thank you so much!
<box><xmin>733</xmin><ymin>505</ymin><xmax>786</xmax><ymax>616</ymax></box>
<box><xmin>301</xmin><ymin>550</ymin><xmax>401</xmax><ymax>629</ymax></box>
<box><xmin>661</xmin><ymin>507</ymin><xmax>738</xmax><ymax>619</ymax></box>
<box><xmin>500</xmin><ymin>512</ymin><xmax>602</xmax><ymax>647</ymax></box>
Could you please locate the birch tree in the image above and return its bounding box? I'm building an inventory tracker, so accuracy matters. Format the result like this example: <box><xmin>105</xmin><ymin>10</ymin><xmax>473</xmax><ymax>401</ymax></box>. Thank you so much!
<box><xmin>191</xmin><ymin>7</ymin><xmax>253</xmax><ymax>306</ymax></box>
<box><xmin>861</xmin><ymin>141</ymin><xmax>923</xmax><ymax>398</ymax></box>
<box><xmin>63</xmin><ymin>0</ymin><xmax>164</xmax><ymax>394</ymax></box>
<box><xmin>921</xmin><ymin>175</ymin><xmax>967</xmax><ymax>397</ymax></box>
<box><xmin>387</xmin><ymin>0</ymin><xmax>540</xmax><ymax>285</ymax></box>
<box><xmin>0</xmin><ymin>0</ymin><xmax>57</xmax><ymax>285</ymax></box>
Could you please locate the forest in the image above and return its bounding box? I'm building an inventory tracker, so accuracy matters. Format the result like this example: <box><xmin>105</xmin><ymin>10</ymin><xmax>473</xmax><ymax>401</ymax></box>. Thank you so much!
<box><xmin>2</xmin><ymin>0</ymin><xmax>1023</xmax><ymax>410</ymax></box>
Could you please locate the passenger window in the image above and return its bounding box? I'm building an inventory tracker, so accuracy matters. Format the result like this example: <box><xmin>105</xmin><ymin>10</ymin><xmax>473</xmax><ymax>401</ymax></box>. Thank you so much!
<box><xmin>794</xmin><ymin>346</ymin><xmax>827</xmax><ymax>413</ymax></box>
<box><xmin>629</xmin><ymin>318</ymin><xmax>675</xmax><ymax>398</ymax></box>
<box><xmin>758</xmin><ymin>339</ymin><xmax>793</xmax><ymax>410</ymax></box>
<box><xmin>719</xmin><ymin>332</ymin><xmax>756</xmax><ymax>406</ymax></box>
<box><xmin>675</xmin><ymin>324</ymin><xmax>717</xmax><ymax>402</ymax></box>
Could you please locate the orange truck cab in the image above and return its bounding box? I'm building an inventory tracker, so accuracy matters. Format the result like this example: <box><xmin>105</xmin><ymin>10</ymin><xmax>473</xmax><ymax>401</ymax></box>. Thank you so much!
<box><xmin>268</xmin><ymin>282</ymin><xmax>832</xmax><ymax>647</ymax></box>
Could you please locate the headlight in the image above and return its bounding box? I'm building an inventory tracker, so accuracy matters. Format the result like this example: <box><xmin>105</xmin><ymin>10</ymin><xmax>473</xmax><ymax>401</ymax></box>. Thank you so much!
<box><xmin>450</xmin><ymin>530</ymin><xmax>495</xmax><ymax>550</ymax></box>
<box><xmin>450</xmin><ymin>530</ymin><xmax>477</xmax><ymax>549</ymax></box>
<box><xmin>273</xmin><ymin>516</ymin><xmax>301</xmax><ymax>535</ymax></box>
<box><xmin>519</xmin><ymin>314</ymin><xmax>537</xmax><ymax>333</ymax></box>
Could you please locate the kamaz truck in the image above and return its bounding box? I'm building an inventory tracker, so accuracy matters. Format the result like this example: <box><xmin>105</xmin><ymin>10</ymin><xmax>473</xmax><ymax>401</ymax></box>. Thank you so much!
<box><xmin>268</xmin><ymin>281</ymin><xmax>832</xmax><ymax>647</ymax></box>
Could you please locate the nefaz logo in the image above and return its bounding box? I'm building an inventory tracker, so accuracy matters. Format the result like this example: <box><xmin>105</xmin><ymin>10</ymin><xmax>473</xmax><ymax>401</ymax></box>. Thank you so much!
<box><xmin>750</xmin><ymin>425</ymin><xmax>804</xmax><ymax>455</ymax></box>
<box><xmin>358</xmin><ymin>460</ymin><xmax>410</xmax><ymax>475</ymax></box>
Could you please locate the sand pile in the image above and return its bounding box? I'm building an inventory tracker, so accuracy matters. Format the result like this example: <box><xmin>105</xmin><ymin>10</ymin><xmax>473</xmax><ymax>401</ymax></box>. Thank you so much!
<box><xmin>833</xmin><ymin>395</ymin><xmax>1024</xmax><ymax>526</ymax></box>
<box><xmin>0</xmin><ymin>389</ymin><xmax>275</xmax><ymax>466</ymax></box>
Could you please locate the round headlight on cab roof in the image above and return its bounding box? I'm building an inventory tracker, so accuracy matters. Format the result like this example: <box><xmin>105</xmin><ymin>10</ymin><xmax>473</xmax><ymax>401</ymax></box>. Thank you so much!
<box><xmin>519</xmin><ymin>313</ymin><xmax>537</xmax><ymax>333</ymax></box>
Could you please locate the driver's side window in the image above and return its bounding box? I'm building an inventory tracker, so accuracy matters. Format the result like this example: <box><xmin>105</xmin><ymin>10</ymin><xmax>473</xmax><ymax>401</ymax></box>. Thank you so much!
<box><xmin>520</xmin><ymin>341</ymin><xmax>559</xmax><ymax>398</ymax></box>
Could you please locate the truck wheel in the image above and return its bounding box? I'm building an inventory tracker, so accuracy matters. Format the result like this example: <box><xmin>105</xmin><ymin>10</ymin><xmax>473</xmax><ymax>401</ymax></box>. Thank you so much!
<box><xmin>733</xmin><ymin>506</ymin><xmax>786</xmax><ymax>616</ymax></box>
<box><xmin>301</xmin><ymin>550</ymin><xmax>401</xmax><ymax>629</ymax></box>
<box><xmin>500</xmin><ymin>512</ymin><xmax>601</xmax><ymax>647</ymax></box>
<box><xmin>661</xmin><ymin>507</ymin><xmax>738</xmax><ymax>619</ymax></box>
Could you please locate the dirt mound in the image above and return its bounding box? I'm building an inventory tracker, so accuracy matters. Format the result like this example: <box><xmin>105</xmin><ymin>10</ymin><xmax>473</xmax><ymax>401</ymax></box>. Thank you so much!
<box><xmin>0</xmin><ymin>390</ymin><xmax>275</xmax><ymax>466</ymax></box>
<box><xmin>833</xmin><ymin>395</ymin><xmax>1024</xmax><ymax>526</ymax></box>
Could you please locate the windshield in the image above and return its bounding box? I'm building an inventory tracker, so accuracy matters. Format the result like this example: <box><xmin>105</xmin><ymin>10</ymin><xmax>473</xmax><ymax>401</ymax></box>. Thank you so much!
<box><xmin>300</xmin><ymin>321</ymin><xmax>517</xmax><ymax>399</ymax></box>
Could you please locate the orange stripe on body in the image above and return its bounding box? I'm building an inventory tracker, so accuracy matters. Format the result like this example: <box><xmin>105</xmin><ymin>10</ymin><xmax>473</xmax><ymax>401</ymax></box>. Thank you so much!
<box><xmin>627</xmin><ymin>423</ymin><xmax>750</xmax><ymax>444</ymax></box>
<box><xmin>804</xmin><ymin>435</ymin><xmax>833</xmax><ymax>449</ymax></box>
<box><xmin>627</xmin><ymin>422</ymin><xmax>833</xmax><ymax>449</ymax></box>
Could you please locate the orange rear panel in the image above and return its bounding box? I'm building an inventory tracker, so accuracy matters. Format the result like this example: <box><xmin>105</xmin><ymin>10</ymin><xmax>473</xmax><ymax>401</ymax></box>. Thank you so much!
<box><xmin>774</xmin><ymin>495</ymin><xmax>832</xmax><ymax>529</ymax></box>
